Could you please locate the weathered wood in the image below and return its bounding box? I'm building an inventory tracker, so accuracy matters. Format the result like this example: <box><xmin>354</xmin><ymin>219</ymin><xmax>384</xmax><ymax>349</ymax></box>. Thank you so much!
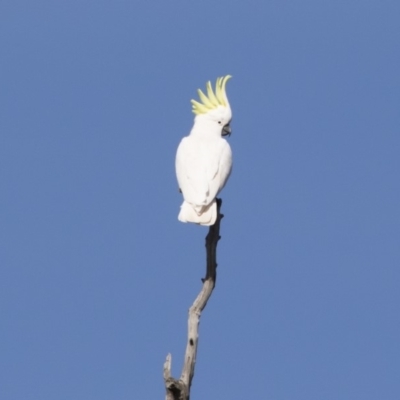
<box><xmin>164</xmin><ymin>199</ymin><xmax>223</xmax><ymax>400</ymax></box>
<box><xmin>163</xmin><ymin>354</ymin><xmax>186</xmax><ymax>400</ymax></box>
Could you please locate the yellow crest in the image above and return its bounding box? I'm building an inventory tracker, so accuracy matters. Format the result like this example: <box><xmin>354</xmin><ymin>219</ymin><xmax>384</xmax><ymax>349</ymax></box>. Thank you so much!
<box><xmin>191</xmin><ymin>75</ymin><xmax>232</xmax><ymax>115</ymax></box>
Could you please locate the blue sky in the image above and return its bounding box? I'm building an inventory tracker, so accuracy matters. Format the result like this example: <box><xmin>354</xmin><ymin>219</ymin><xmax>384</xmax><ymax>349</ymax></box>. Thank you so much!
<box><xmin>1</xmin><ymin>1</ymin><xmax>399</xmax><ymax>399</ymax></box>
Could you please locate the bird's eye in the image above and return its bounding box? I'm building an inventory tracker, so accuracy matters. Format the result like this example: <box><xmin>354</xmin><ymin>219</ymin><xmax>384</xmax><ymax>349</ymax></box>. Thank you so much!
<box><xmin>218</xmin><ymin>121</ymin><xmax>221</xmax><ymax>124</ymax></box>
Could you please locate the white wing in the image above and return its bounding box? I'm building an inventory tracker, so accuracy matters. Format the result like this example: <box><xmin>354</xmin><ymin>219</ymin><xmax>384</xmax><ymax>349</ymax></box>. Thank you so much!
<box><xmin>176</xmin><ymin>136</ymin><xmax>232</xmax><ymax>210</ymax></box>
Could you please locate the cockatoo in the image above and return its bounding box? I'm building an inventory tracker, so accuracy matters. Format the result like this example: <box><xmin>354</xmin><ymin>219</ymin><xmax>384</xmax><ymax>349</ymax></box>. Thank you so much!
<box><xmin>176</xmin><ymin>75</ymin><xmax>233</xmax><ymax>226</ymax></box>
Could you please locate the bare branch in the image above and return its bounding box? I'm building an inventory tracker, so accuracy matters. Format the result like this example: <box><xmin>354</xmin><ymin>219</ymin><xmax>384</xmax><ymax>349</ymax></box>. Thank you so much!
<box><xmin>164</xmin><ymin>199</ymin><xmax>223</xmax><ymax>400</ymax></box>
<box><xmin>205</xmin><ymin>198</ymin><xmax>223</xmax><ymax>283</ymax></box>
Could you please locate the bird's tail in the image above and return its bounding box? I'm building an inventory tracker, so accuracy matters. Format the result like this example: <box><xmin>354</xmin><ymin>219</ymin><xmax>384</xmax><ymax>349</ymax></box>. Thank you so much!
<box><xmin>178</xmin><ymin>200</ymin><xmax>217</xmax><ymax>226</ymax></box>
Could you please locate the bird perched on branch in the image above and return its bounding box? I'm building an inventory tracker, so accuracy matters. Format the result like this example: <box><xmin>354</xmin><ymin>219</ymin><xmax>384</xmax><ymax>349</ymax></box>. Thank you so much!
<box><xmin>176</xmin><ymin>75</ymin><xmax>233</xmax><ymax>226</ymax></box>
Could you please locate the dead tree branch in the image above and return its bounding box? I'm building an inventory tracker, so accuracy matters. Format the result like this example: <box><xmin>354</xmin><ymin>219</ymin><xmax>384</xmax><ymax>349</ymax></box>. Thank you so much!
<box><xmin>163</xmin><ymin>199</ymin><xmax>223</xmax><ymax>400</ymax></box>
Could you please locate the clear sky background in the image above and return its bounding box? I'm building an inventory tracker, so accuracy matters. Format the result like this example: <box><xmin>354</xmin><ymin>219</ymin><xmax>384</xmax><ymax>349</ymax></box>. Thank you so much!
<box><xmin>1</xmin><ymin>1</ymin><xmax>399</xmax><ymax>399</ymax></box>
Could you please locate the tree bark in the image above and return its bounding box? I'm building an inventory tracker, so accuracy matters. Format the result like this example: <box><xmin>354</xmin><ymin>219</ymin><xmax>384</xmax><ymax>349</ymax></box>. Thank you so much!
<box><xmin>163</xmin><ymin>199</ymin><xmax>223</xmax><ymax>400</ymax></box>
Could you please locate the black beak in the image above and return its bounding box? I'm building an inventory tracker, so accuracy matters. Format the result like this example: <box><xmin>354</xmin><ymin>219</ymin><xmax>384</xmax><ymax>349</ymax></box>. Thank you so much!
<box><xmin>222</xmin><ymin>124</ymin><xmax>231</xmax><ymax>137</ymax></box>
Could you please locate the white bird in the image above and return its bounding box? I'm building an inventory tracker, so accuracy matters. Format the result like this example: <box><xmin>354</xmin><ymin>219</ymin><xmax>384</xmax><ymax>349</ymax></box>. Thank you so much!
<box><xmin>176</xmin><ymin>75</ymin><xmax>233</xmax><ymax>226</ymax></box>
